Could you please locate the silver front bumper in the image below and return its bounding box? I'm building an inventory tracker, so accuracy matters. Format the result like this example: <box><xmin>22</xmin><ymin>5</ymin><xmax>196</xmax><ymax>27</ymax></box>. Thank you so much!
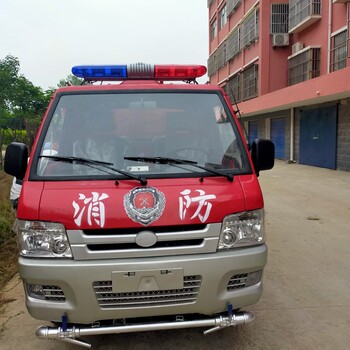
<box><xmin>36</xmin><ymin>311</ymin><xmax>255</xmax><ymax>348</ymax></box>
<box><xmin>19</xmin><ymin>244</ymin><xmax>267</xmax><ymax>324</ymax></box>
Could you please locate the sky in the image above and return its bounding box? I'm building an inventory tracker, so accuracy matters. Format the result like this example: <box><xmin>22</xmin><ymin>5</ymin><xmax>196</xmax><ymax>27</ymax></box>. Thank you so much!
<box><xmin>0</xmin><ymin>0</ymin><xmax>209</xmax><ymax>89</ymax></box>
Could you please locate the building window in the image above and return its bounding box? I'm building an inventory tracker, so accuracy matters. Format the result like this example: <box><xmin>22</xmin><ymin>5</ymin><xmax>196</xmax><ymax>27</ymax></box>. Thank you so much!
<box><xmin>288</xmin><ymin>47</ymin><xmax>320</xmax><ymax>86</ymax></box>
<box><xmin>241</xmin><ymin>65</ymin><xmax>258</xmax><ymax>100</ymax></box>
<box><xmin>289</xmin><ymin>0</ymin><xmax>321</xmax><ymax>31</ymax></box>
<box><xmin>330</xmin><ymin>30</ymin><xmax>347</xmax><ymax>72</ymax></box>
<box><xmin>207</xmin><ymin>53</ymin><xmax>218</xmax><ymax>77</ymax></box>
<box><xmin>227</xmin><ymin>0</ymin><xmax>241</xmax><ymax>17</ymax></box>
<box><xmin>271</xmin><ymin>4</ymin><xmax>289</xmax><ymax>34</ymax></box>
<box><xmin>217</xmin><ymin>41</ymin><xmax>227</xmax><ymax>68</ymax></box>
<box><xmin>225</xmin><ymin>66</ymin><xmax>258</xmax><ymax>103</ymax></box>
<box><xmin>220</xmin><ymin>4</ymin><xmax>227</xmax><ymax>30</ymax></box>
<box><xmin>226</xmin><ymin>27</ymin><xmax>240</xmax><ymax>61</ymax></box>
<box><xmin>211</xmin><ymin>20</ymin><xmax>217</xmax><ymax>40</ymax></box>
<box><xmin>240</xmin><ymin>9</ymin><xmax>259</xmax><ymax>49</ymax></box>
<box><xmin>226</xmin><ymin>74</ymin><xmax>241</xmax><ymax>103</ymax></box>
<box><xmin>207</xmin><ymin>0</ymin><xmax>215</xmax><ymax>8</ymax></box>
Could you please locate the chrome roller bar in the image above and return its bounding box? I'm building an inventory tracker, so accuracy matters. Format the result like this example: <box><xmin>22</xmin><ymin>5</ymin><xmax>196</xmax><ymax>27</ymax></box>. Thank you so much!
<box><xmin>36</xmin><ymin>311</ymin><xmax>255</xmax><ymax>348</ymax></box>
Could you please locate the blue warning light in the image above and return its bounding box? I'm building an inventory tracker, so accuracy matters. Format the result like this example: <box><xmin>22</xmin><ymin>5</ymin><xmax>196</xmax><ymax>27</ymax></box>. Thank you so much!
<box><xmin>72</xmin><ymin>65</ymin><xmax>127</xmax><ymax>80</ymax></box>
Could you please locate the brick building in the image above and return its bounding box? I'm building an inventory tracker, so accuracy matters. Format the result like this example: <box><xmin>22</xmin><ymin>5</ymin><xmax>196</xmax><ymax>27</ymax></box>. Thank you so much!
<box><xmin>208</xmin><ymin>0</ymin><xmax>350</xmax><ymax>171</ymax></box>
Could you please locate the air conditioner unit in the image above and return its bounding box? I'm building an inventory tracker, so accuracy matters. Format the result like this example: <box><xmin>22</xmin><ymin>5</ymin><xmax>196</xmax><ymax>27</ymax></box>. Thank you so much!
<box><xmin>292</xmin><ymin>42</ymin><xmax>304</xmax><ymax>54</ymax></box>
<box><xmin>272</xmin><ymin>33</ymin><xmax>289</xmax><ymax>47</ymax></box>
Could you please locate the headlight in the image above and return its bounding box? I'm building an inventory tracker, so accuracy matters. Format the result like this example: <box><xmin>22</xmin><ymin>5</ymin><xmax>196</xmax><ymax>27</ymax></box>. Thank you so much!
<box><xmin>17</xmin><ymin>220</ymin><xmax>72</xmax><ymax>258</ymax></box>
<box><xmin>218</xmin><ymin>209</ymin><xmax>265</xmax><ymax>250</ymax></box>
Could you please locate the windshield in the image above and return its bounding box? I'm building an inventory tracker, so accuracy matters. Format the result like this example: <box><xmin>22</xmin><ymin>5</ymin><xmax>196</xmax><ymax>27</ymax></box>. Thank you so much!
<box><xmin>35</xmin><ymin>91</ymin><xmax>250</xmax><ymax>179</ymax></box>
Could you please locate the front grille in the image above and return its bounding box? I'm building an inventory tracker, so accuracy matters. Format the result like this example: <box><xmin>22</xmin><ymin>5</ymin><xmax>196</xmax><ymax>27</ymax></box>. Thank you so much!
<box><xmin>87</xmin><ymin>239</ymin><xmax>203</xmax><ymax>251</ymax></box>
<box><xmin>227</xmin><ymin>274</ymin><xmax>248</xmax><ymax>291</ymax></box>
<box><xmin>93</xmin><ymin>275</ymin><xmax>202</xmax><ymax>308</ymax></box>
<box><xmin>42</xmin><ymin>285</ymin><xmax>66</xmax><ymax>302</ymax></box>
<box><xmin>68</xmin><ymin>223</ymin><xmax>221</xmax><ymax>260</ymax></box>
<box><xmin>83</xmin><ymin>224</ymin><xmax>207</xmax><ymax>235</ymax></box>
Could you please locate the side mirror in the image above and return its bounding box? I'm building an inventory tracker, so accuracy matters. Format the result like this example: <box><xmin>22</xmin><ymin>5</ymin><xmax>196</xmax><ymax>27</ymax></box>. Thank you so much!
<box><xmin>4</xmin><ymin>142</ymin><xmax>28</xmax><ymax>180</ymax></box>
<box><xmin>251</xmin><ymin>139</ymin><xmax>275</xmax><ymax>175</ymax></box>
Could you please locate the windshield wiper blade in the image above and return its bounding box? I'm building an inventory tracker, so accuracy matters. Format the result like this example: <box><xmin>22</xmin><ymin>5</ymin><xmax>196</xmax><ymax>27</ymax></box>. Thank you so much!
<box><xmin>125</xmin><ymin>156</ymin><xmax>197</xmax><ymax>165</ymax></box>
<box><xmin>124</xmin><ymin>156</ymin><xmax>233</xmax><ymax>182</ymax></box>
<box><xmin>39</xmin><ymin>155</ymin><xmax>147</xmax><ymax>185</ymax></box>
<box><xmin>39</xmin><ymin>155</ymin><xmax>114</xmax><ymax>166</ymax></box>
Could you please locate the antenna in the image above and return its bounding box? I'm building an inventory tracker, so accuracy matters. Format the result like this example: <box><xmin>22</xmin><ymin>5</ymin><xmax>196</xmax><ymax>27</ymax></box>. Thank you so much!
<box><xmin>227</xmin><ymin>84</ymin><xmax>250</xmax><ymax>149</ymax></box>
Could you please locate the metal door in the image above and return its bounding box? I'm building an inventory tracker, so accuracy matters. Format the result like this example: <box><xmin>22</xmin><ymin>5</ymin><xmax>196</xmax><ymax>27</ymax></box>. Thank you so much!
<box><xmin>271</xmin><ymin>118</ymin><xmax>286</xmax><ymax>159</ymax></box>
<box><xmin>248</xmin><ymin>121</ymin><xmax>259</xmax><ymax>146</ymax></box>
<box><xmin>299</xmin><ymin>106</ymin><xmax>337</xmax><ymax>169</ymax></box>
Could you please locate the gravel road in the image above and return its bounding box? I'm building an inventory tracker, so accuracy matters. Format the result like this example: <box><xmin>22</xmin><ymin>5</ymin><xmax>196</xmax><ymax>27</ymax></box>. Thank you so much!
<box><xmin>1</xmin><ymin>161</ymin><xmax>350</xmax><ymax>350</ymax></box>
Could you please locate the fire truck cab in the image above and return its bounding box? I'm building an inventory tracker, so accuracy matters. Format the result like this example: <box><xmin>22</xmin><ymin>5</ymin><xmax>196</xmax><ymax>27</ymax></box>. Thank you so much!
<box><xmin>5</xmin><ymin>63</ymin><xmax>274</xmax><ymax>348</ymax></box>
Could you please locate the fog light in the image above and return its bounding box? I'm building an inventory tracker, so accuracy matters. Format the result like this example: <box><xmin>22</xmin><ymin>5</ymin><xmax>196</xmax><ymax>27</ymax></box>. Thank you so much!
<box><xmin>246</xmin><ymin>271</ymin><xmax>262</xmax><ymax>287</ymax></box>
<box><xmin>26</xmin><ymin>284</ymin><xmax>45</xmax><ymax>300</ymax></box>
<box><xmin>227</xmin><ymin>270</ymin><xmax>262</xmax><ymax>291</ymax></box>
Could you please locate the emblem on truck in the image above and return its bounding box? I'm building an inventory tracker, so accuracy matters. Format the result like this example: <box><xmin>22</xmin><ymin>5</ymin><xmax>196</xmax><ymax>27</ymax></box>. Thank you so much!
<box><xmin>124</xmin><ymin>187</ymin><xmax>166</xmax><ymax>226</ymax></box>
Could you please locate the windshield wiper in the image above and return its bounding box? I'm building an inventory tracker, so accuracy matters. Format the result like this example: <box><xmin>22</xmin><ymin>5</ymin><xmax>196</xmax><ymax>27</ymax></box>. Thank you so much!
<box><xmin>39</xmin><ymin>155</ymin><xmax>147</xmax><ymax>185</ymax></box>
<box><xmin>124</xmin><ymin>156</ymin><xmax>233</xmax><ymax>182</ymax></box>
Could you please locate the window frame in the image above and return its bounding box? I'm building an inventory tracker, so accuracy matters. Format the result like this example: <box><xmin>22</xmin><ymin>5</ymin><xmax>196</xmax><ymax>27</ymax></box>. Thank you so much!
<box><xmin>330</xmin><ymin>29</ymin><xmax>348</xmax><ymax>73</ymax></box>
<box><xmin>240</xmin><ymin>9</ymin><xmax>259</xmax><ymax>49</ymax></box>
<box><xmin>227</xmin><ymin>0</ymin><xmax>241</xmax><ymax>18</ymax></box>
<box><xmin>289</xmin><ymin>0</ymin><xmax>321</xmax><ymax>31</ymax></box>
<box><xmin>226</xmin><ymin>27</ymin><xmax>240</xmax><ymax>61</ymax></box>
<box><xmin>219</xmin><ymin>4</ymin><xmax>228</xmax><ymax>30</ymax></box>
<box><xmin>271</xmin><ymin>3</ymin><xmax>289</xmax><ymax>34</ymax></box>
<box><xmin>211</xmin><ymin>19</ymin><xmax>218</xmax><ymax>41</ymax></box>
<box><xmin>288</xmin><ymin>47</ymin><xmax>321</xmax><ymax>86</ymax></box>
<box><xmin>226</xmin><ymin>74</ymin><xmax>241</xmax><ymax>103</ymax></box>
<box><xmin>241</xmin><ymin>65</ymin><xmax>259</xmax><ymax>101</ymax></box>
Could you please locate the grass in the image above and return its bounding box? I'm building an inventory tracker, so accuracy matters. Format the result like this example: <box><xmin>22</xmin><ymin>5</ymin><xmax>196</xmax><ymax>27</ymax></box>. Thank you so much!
<box><xmin>0</xmin><ymin>171</ymin><xmax>18</xmax><ymax>313</ymax></box>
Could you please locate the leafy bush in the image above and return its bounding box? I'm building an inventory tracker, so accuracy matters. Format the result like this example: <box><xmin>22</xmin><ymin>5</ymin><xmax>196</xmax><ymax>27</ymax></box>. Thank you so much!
<box><xmin>0</xmin><ymin>197</ymin><xmax>14</xmax><ymax>245</ymax></box>
<box><xmin>0</xmin><ymin>171</ymin><xmax>17</xmax><ymax>291</ymax></box>
<box><xmin>3</xmin><ymin>129</ymin><xmax>28</xmax><ymax>145</ymax></box>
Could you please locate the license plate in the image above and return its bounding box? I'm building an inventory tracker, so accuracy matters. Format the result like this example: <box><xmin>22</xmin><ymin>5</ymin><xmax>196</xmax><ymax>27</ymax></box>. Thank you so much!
<box><xmin>112</xmin><ymin>268</ymin><xmax>184</xmax><ymax>293</ymax></box>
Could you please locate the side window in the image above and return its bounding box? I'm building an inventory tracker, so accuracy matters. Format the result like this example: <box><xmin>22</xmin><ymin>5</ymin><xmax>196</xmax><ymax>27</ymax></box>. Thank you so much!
<box><xmin>42</xmin><ymin>108</ymin><xmax>65</xmax><ymax>155</ymax></box>
<box><xmin>214</xmin><ymin>105</ymin><xmax>243</xmax><ymax>169</ymax></box>
<box><xmin>37</xmin><ymin>106</ymin><xmax>66</xmax><ymax>175</ymax></box>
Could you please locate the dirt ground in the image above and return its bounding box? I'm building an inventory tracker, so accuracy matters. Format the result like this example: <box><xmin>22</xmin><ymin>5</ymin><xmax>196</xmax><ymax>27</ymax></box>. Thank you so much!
<box><xmin>1</xmin><ymin>161</ymin><xmax>350</xmax><ymax>350</ymax></box>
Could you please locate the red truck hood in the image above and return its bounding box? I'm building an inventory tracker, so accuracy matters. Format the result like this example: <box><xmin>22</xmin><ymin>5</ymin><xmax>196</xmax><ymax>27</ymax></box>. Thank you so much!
<box><xmin>18</xmin><ymin>175</ymin><xmax>263</xmax><ymax>229</ymax></box>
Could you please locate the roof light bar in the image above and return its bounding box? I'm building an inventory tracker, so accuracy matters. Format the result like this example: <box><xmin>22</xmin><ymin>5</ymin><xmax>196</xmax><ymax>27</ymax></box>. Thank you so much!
<box><xmin>155</xmin><ymin>65</ymin><xmax>207</xmax><ymax>80</ymax></box>
<box><xmin>71</xmin><ymin>65</ymin><xmax>127</xmax><ymax>80</ymax></box>
<box><xmin>71</xmin><ymin>63</ymin><xmax>207</xmax><ymax>81</ymax></box>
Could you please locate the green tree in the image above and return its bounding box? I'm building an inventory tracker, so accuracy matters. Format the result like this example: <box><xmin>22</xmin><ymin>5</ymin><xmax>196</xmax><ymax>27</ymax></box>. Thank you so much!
<box><xmin>57</xmin><ymin>74</ymin><xmax>83</xmax><ymax>87</ymax></box>
<box><xmin>0</xmin><ymin>55</ymin><xmax>53</xmax><ymax>166</ymax></box>
<box><xmin>0</xmin><ymin>55</ymin><xmax>20</xmax><ymax>112</ymax></box>
<box><xmin>0</xmin><ymin>54</ymin><xmax>52</xmax><ymax>118</ymax></box>
<box><xmin>13</xmin><ymin>76</ymin><xmax>49</xmax><ymax>114</ymax></box>
<box><xmin>0</xmin><ymin>56</ymin><xmax>83</xmax><ymax>164</ymax></box>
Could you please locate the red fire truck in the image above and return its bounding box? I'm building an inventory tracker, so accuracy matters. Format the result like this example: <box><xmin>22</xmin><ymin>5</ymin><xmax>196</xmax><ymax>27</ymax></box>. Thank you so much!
<box><xmin>5</xmin><ymin>63</ymin><xmax>274</xmax><ymax>348</ymax></box>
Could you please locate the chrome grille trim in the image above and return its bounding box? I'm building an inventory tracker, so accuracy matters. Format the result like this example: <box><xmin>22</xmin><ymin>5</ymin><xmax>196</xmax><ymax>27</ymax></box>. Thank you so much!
<box><xmin>42</xmin><ymin>285</ymin><xmax>66</xmax><ymax>302</ymax></box>
<box><xmin>83</xmin><ymin>224</ymin><xmax>207</xmax><ymax>235</ymax></box>
<box><xmin>68</xmin><ymin>223</ymin><xmax>221</xmax><ymax>260</ymax></box>
<box><xmin>227</xmin><ymin>274</ymin><xmax>248</xmax><ymax>291</ymax></box>
<box><xmin>93</xmin><ymin>275</ymin><xmax>202</xmax><ymax>308</ymax></box>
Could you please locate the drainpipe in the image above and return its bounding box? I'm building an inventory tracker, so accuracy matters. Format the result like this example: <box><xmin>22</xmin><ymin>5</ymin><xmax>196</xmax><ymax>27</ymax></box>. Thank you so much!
<box><xmin>290</xmin><ymin>108</ymin><xmax>294</xmax><ymax>162</ymax></box>
<box><xmin>327</xmin><ymin>0</ymin><xmax>332</xmax><ymax>73</ymax></box>
<box><xmin>348</xmin><ymin>3</ymin><xmax>350</xmax><ymax>60</ymax></box>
